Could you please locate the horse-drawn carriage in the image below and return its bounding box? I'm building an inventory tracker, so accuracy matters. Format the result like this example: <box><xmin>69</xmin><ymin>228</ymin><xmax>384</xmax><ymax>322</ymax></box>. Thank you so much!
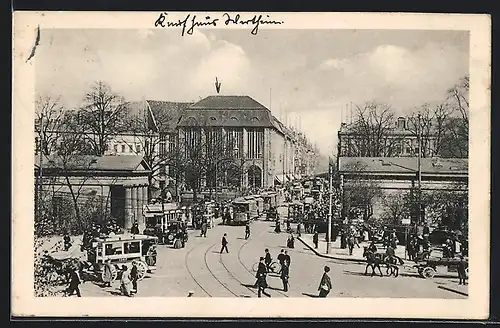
<box><xmin>413</xmin><ymin>247</ymin><xmax>469</xmax><ymax>279</ymax></box>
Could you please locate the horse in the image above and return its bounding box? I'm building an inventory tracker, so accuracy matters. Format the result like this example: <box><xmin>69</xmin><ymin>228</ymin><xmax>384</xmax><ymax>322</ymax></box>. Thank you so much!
<box><xmin>362</xmin><ymin>246</ymin><xmax>384</xmax><ymax>277</ymax></box>
<box><xmin>382</xmin><ymin>255</ymin><xmax>404</xmax><ymax>277</ymax></box>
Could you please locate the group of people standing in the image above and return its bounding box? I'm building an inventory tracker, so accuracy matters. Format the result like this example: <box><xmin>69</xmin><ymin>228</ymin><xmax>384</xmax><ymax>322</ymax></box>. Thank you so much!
<box><xmin>254</xmin><ymin>249</ymin><xmax>292</xmax><ymax>297</ymax></box>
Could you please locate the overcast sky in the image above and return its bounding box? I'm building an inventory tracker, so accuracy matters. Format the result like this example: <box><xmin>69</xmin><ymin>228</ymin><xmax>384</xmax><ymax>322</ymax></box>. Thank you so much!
<box><xmin>36</xmin><ymin>29</ymin><xmax>469</xmax><ymax>156</ymax></box>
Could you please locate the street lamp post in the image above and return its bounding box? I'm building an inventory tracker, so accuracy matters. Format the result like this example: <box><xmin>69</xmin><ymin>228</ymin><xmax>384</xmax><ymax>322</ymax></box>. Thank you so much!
<box><xmin>326</xmin><ymin>158</ymin><xmax>333</xmax><ymax>254</ymax></box>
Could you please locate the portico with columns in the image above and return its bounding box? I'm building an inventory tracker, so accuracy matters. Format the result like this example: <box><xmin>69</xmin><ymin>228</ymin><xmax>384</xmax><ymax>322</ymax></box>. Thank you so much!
<box><xmin>35</xmin><ymin>154</ymin><xmax>151</xmax><ymax>233</ymax></box>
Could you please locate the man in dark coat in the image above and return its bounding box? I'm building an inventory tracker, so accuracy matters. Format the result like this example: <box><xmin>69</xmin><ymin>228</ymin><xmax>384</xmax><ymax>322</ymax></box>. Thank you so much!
<box><xmin>264</xmin><ymin>248</ymin><xmax>272</xmax><ymax>271</ymax></box>
<box><xmin>284</xmin><ymin>250</ymin><xmax>291</xmax><ymax>268</ymax></box>
<box><xmin>280</xmin><ymin>263</ymin><xmax>290</xmax><ymax>292</ymax></box>
<box><xmin>130</xmin><ymin>261</ymin><xmax>139</xmax><ymax>294</ymax></box>
<box><xmin>220</xmin><ymin>233</ymin><xmax>229</xmax><ymax>253</ymax></box>
<box><xmin>318</xmin><ymin>266</ymin><xmax>332</xmax><ymax>297</ymax></box>
<box><xmin>277</xmin><ymin>249</ymin><xmax>285</xmax><ymax>274</ymax></box>
<box><xmin>457</xmin><ymin>255</ymin><xmax>467</xmax><ymax>285</ymax></box>
<box><xmin>131</xmin><ymin>222</ymin><xmax>140</xmax><ymax>235</ymax></box>
<box><xmin>313</xmin><ymin>231</ymin><xmax>319</xmax><ymax>249</ymax></box>
<box><xmin>65</xmin><ymin>268</ymin><xmax>82</xmax><ymax>297</ymax></box>
<box><xmin>245</xmin><ymin>223</ymin><xmax>251</xmax><ymax>240</ymax></box>
<box><xmin>256</xmin><ymin>257</ymin><xmax>271</xmax><ymax>297</ymax></box>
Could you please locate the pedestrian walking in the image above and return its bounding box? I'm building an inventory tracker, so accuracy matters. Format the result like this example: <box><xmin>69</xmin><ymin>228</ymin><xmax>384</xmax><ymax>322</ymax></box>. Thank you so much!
<box><xmin>131</xmin><ymin>222</ymin><xmax>140</xmax><ymax>235</ymax></box>
<box><xmin>297</xmin><ymin>222</ymin><xmax>302</xmax><ymax>237</ymax></box>
<box><xmin>102</xmin><ymin>259</ymin><xmax>114</xmax><ymax>287</ymax></box>
<box><xmin>347</xmin><ymin>235</ymin><xmax>355</xmax><ymax>255</ymax></box>
<box><xmin>130</xmin><ymin>261</ymin><xmax>139</xmax><ymax>294</ymax></box>
<box><xmin>277</xmin><ymin>250</ymin><xmax>286</xmax><ymax>268</ymax></box>
<box><xmin>200</xmin><ymin>221</ymin><xmax>208</xmax><ymax>238</ymax></box>
<box><xmin>457</xmin><ymin>255</ymin><xmax>467</xmax><ymax>285</ymax></box>
<box><xmin>63</xmin><ymin>232</ymin><xmax>72</xmax><ymax>251</ymax></box>
<box><xmin>65</xmin><ymin>267</ymin><xmax>81</xmax><ymax>297</ymax></box>
<box><xmin>287</xmin><ymin>234</ymin><xmax>295</xmax><ymax>248</ymax></box>
<box><xmin>313</xmin><ymin>231</ymin><xmax>319</xmax><ymax>249</ymax></box>
<box><xmin>318</xmin><ymin>266</ymin><xmax>332</xmax><ymax>298</ymax></box>
<box><xmin>255</xmin><ymin>257</ymin><xmax>271</xmax><ymax>298</ymax></box>
<box><xmin>274</xmin><ymin>218</ymin><xmax>281</xmax><ymax>233</ymax></box>
<box><xmin>120</xmin><ymin>265</ymin><xmax>133</xmax><ymax>297</ymax></box>
<box><xmin>284</xmin><ymin>250</ymin><xmax>291</xmax><ymax>268</ymax></box>
<box><xmin>245</xmin><ymin>223</ymin><xmax>251</xmax><ymax>240</ymax></box>
<box><xmin>220</xmin><ymin>233</ymin><xmax>229</xmax><ymax>253</ymax></box>
<box><xmin>280</xmin><ymin>263</ymin><xmax>290</xmax><ymax>292</ymax></box>
<box><xmin>264</xmin><ymin>248</ymin><xmax>272</xmax><ymax>271</ymax></box>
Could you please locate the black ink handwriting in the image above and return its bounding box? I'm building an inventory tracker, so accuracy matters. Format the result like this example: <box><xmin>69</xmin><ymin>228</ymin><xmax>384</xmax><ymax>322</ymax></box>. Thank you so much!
<box><xmin>155</xmin><ymin>12</ymin><xmax>219</xmax><ymax>36</ymax></box>
<box><xmin>222</xmin><ymin>13</ymin><xmax>284</xmax><ymax>35</ymax></box>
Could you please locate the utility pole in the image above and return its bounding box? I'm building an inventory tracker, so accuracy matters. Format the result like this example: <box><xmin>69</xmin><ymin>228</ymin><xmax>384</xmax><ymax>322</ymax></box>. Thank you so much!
<box><xmin>327</xmin><ymin>158</ymin><xmax>333</xmax><ymax>254</ymax></box>
<box><xmin>417</xmin><ymin>113</ymin><xmax>422</xmax><ymax>227</ymax></box>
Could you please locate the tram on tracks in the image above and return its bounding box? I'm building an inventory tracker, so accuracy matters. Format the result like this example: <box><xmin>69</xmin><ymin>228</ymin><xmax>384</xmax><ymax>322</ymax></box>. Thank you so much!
<box><xmin>143</xmin><ymin>203</ymin><xmax>187</xmax><ymax>245</ymax></box>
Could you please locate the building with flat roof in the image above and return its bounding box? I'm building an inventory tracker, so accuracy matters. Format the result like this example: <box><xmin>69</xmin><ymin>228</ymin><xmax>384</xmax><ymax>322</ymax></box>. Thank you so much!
<box><xmin>35</xmin><ymin>154</ymin><xmax>151</xmax><ymax>231</ymax></box>
<box><xmin>338</xmin><ymin>156</ymin><xmax>468</xmax><ymax>224</ymax></box>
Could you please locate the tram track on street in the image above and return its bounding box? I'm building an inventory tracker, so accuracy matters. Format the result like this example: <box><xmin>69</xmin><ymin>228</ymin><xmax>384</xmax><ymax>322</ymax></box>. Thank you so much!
<box><xmin>185</xmin><ymin>241</ymin><xmax>213</xmax><ymax>297</ymax></box>
<box><xmin>237</xmin><ymin>224</ymin><xmax>289</xmax><ymax>298</ymax></box>
<box><xmin>203</xmin><ymin>243</ymin><xmax>240</xmax><ymax>297</ymax></box>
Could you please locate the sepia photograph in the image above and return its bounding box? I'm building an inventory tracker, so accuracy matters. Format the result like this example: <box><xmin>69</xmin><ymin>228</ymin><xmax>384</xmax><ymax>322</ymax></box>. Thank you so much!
<box><xmin>12</xmin><ymin>12</ymin><xmax>490</xmax><ymax>318</ymax></box>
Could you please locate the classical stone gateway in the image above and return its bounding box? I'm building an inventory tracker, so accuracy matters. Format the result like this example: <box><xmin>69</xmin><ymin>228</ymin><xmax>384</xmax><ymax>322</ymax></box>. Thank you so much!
<box><xmin>34</xmin><ymin>154</ymin><xmax>151</xmax><ymax>231</ymax></box>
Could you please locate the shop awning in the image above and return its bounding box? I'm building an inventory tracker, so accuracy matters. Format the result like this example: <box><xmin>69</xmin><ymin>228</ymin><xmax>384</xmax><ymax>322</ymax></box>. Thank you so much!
<box><xmin>275</xmin><ymin>174</ymin><xmax>287</xmax><ymax>184</ymax></box>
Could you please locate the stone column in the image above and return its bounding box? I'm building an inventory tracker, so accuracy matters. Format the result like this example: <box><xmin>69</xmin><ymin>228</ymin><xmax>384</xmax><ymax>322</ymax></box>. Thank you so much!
<box><xmin>142</xmin><ymin>185</ymin><xmax>148</xmax><ymax>219</ymax></box>
<box><xmin>131</xmin><ymin>186</ymin><xmax>138</xmax><ymax>225</ymax></box>
<box><xmin>136</xmin><ymin>186</ymin><xmax>142</xmax><ymax>225</ymax></box>
<box><xmin>124</xmin><ymin>187</ymin><xmax>132</xmax><ymax>230</ymax></box>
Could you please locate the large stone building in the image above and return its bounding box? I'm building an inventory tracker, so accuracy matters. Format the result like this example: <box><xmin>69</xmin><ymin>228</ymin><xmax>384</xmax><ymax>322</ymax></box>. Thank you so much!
<box><xmin>176</xmin><ymin>95</ymin><xmax>308</xmax><ymax>189</ymax></box>
<box><xmin>338</xmin><ymin>116</ymin><xmax>439</xmax><ymax>158</ymax></box>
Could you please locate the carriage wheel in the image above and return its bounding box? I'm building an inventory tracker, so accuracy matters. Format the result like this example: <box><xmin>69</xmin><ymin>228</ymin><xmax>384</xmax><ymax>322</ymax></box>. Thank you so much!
<box><xmin>422</xmin><ymin>266</ymin><xmax>436</xmax><ymax>279</ymax></box>
<box><xmin>101</xmin><ymin>264</ymin><xmax>118</xmax><ymax>282</ymax></box>
<box><xmin>167</xmin><ymin>233</ymin><xmax>175</xmax><ymax>243</ymax></box>
<box><xmin>270</xmin><ymin>262</ymin><xmax>280</xmax><ymax>273</ymax></box>
<box><xmin>252</xmin><ymin>262</ymin><xmax>259</xmax><ymax>272</ymax></box>
<box><xmin>135</xmin><ymin>261</ymin><xmax>148</xmax><ymax>281</ymax></box>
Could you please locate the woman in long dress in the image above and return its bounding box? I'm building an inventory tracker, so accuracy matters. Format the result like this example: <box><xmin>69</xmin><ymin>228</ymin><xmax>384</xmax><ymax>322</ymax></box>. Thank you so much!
<box><xmin>120</xmin><ymin>265</ymin><xmax>133</xmax><ymax>297</ymax></box>
<box><xmin>102</xmin><ymin>259</ymin><xmax>114</xmax><ymax>287</ymax></box>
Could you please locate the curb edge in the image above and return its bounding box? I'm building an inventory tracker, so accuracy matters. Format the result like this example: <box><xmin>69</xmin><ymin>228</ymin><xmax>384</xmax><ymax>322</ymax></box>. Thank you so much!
<box><xmin>297</xmin><ymin>237</ymin><xmax>365</xmax><ymax>264</ymax></box>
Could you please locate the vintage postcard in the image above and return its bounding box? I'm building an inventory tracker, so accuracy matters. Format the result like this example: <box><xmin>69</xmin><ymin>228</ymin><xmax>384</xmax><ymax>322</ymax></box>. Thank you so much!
<box><xmin>12</xmin><ymin>12</ymin><xmax>490</xmax><ymax>318</ymax></box>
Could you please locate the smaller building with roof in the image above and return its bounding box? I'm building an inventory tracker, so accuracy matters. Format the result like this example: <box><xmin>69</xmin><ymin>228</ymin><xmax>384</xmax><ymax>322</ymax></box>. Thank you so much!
<box><xmin>35</xmin><ymin>154</ymin><xmax>151</xmax><ymax>231</ymax></box>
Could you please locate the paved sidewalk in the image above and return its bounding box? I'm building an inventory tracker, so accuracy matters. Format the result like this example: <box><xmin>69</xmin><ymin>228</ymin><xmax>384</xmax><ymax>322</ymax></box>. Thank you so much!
<box><xmin>298</xmin><ymin>232</ymin><xmax>406</xmax><ymax>263</ymax></box>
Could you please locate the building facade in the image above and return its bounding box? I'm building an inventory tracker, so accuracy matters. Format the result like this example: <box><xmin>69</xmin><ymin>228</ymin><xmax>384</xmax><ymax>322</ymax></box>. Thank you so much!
<box><xmin>338</xmin><ymin>116</ymin><xmax>439</xmax><ymax>158</ymax></box>
<box><xmin>338</xmin><ymin>156</ymin><xmax>468</xmax><ymax>224</ymax></box>
<box><xmin>176</xmin><ymin>95</ymin><xmax>302</xmax><ymax>189</ymax></box>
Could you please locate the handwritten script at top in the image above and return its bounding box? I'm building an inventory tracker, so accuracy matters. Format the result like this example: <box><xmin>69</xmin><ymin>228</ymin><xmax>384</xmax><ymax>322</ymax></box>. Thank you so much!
<box><xmin>154</xmin><ymin>13</ymin><xmax>284</xmax><ymax>36</ymax></box>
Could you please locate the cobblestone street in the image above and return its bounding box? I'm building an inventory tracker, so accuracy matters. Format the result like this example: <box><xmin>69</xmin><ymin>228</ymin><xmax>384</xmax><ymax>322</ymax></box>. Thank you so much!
<box><xmin>78</xmin><ymin>219</ymin><xmax>466</xmax><ymax>298</ymax></box>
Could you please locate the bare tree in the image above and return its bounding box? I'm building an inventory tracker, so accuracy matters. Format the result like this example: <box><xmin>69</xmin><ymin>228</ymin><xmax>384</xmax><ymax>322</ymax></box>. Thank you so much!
<box><xmin>50</xmin><ymin>113</ymin><xmax>94</xmax><ymax>224</ymax></box>
<box><xmin>342</xmin><ymin>161</ymin><xmax>383</xmax><ymax>222</ymax></box>
<box><xmin>176</xmin><ymin>127</ymin><xmax>239</xmax><ymax>202</ymax></box>
<box><xmin>348</xmin><ymin>102</ymin><xmax>401</xmax><ymax>157</ymax></box>
<box><xmin>381</xmin><ymin>191</ymin><xmax>410</xmax><ymax>225</ymax></box>
<box><xmin>120</xmin><ymin>101</ymin><xmax>178</xmax><ymax>199</ymax></box>
<box><xmin>80</xmin><ymin>81</ymin><xmax>126</xmax><ymax>155</ymax></box>
<box><xmin>35</xmin><ymin>95</ymin><xmax>66</xmax><ymax>156</ymax></box>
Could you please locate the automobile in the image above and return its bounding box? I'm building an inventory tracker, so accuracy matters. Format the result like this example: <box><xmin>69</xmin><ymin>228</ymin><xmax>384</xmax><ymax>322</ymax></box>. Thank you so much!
<box><xmin>429</xmin><ymin>229</ymin><xmax>457</xmax><ymax>246</ymax></box>
<box><xmin>85</xmin><ymin>233</ymin><xmax>158</xmax><ymax>282</ymax></box>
